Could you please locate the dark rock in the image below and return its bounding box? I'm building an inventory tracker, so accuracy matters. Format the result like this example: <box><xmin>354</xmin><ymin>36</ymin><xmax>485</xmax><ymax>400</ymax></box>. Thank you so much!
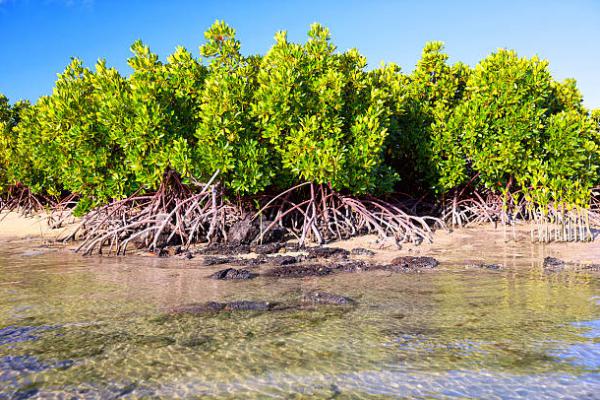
<box><xmin>267</xmin><ymin>255</ymin><xmax>303</xmax><ymax>266</ymax></box>
<box><xmin>543</xmin><ymin>257</ymin><xmax>565</xmax><ymax>271</ymax></box>
<box><xmin>257</xmin><ymin>223</ymin><xmax>287</xmax><ymax>244</ymax></box>
<box><xmin>223</xmin><ymin>301</ymin><xmax>274</xmax><ymax>311</ymax></box>
<box><xmin>200</xmin><ymin>243</ymin><xmax>251</xmax><ymax>255</ymax></box>
<box><xmin>228</xmin><ymin>216</ymin><xmax>259</xmax><ymax>245</ymax></box>
<box><xmin>265</xmin><ymin>264</ymin><xmax>333</xmax><ymax>278</ymax></box>
<box><xmin>253</xmin><ymin>242</ymin><xmax>285</xmax><ymax>255</ymax></box>
<box><xmin>307</xmin><ymin>247</ymin><xmax>350</xmax><ymax>260</ymax></box>
<box><xmin>209</xmin><ymin>268</ymin><xmax>256</xmax><ymax>280</ymax></box>
<box><xmin>301</xmin><ymin>291</ymin><xmax>356</xmax><ymax>306</ymax></box>
<box><xmin>234</xmin><ymin>256</ymin><xmax>267</xmax><ymax>267</ymax></box>
<box><xmin>332</xmin><ymin>260</ymin><xmax>373</xmax><ymax>273</ymax></box>
<box><xmin>386</xmin><ymin>256</ymin><xmax>439</xmax><ymax>271</ymax></box>
<box><xmin>228</xmin><ymin>216</ymin><xmax>287</xmax><ymax>245</ymax></box>
<box><xmin>350</xmin><ymin>248</ymin><xmax>376</xmax><ymax>257</ymax></box>
<box><xmin>202</xmin><ymin>256</ymin><xmax>237</xmax><ymax>266</ymax></box>
<box><xmin>168</xmin><ymin>300</ymin><xmax>274</xmax><ymax>315</ymax></box>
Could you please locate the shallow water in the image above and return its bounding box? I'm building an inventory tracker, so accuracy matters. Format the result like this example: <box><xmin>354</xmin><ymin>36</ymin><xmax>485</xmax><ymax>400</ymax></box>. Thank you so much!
<box><xmin>1</xmin><ymin>234</ymin><xmax>600</xmax><ymax>399</ymax></box>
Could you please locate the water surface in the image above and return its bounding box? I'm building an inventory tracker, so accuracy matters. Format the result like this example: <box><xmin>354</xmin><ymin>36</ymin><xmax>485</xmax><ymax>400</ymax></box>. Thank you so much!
<box><xmin>1</xmin><ymin>234</ymin><xmax>600</xmax><ymax>399</ymax></box>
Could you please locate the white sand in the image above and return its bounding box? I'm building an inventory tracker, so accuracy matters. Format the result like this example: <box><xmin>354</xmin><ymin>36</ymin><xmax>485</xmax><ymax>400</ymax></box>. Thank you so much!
<box><xmin>0</xmin><ymin>211</ymin><xmax>78</xmax><ymax>240</ymax></box>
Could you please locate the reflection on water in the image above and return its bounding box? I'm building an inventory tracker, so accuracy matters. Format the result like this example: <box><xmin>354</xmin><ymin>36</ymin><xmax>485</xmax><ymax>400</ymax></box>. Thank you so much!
<box><xmin>0</xmin><ymin>235</ymin><xmax>599</xmax><ymax>399</ymax></box>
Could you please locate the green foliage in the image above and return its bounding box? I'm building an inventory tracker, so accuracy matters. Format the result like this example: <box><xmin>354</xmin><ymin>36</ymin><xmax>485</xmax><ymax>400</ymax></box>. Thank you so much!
<box><xmin>535</xmin><ymin>110</ymin><xmax>598</xmax><ymax>206</ymax></box>
<box><xmin>433</xmin><ymin>49</ymin><xmax>597</xmax><ymax>207</ymax></box>
<box><xmin>193</xmin><ymin>20</ymin><xmax>271</xmax><ymax>194</ymax></box>
<box><xmin>123</xmin><ymin>41</ymin><xmax>206</xmax><ymax>191</ymax></box>
<box><xmin>0</xmin><ymin>22</ymin><xmax>597</xmax><ymax>215</ymax></box>
<box><xmin>253</xmin><ymin>24</ymin><xmax>396</xmax><ymax>194</ymax></box>
<box><xmin>389</xmin><ymin>42</ymin><xmax>469</xmax><ymax>192</ymax></box>
<box><xmin>0</xmin><ymin>95</ymin><xmax>30</xmax><ymax>190</ymax></box>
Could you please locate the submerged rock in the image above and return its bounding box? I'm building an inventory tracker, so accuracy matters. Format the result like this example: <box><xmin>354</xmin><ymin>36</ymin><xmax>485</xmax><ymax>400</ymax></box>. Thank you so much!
<box><xmin>223</xmin><ymin>301</ymin><xmax>274</xmax><ymax>311</ymax></box>
<box><xmin>209</xmin><ymin>268</ymin><xmax>256</xmax><ymax>280</ymax></box>
<box><xmin>168</xmin><ymin>300</ymin><xmax>275</xmax><ymax>315</ymax></box>
<box><xmin>543</xmin><ymin>257</ymin><xmax>565</xmax><ymax>271</ymax></box>
<box><xmin>386</xmin><ymin>256</ymin><xmax>439</xmax><ymax>271</ymax></box>
<box><xmin>307</xmin><ymin>247</ymin><xmax>350</xmax><ymax>260</ymax></box>
<box><xmin>469</xmin><ymin>263</ymin><xmax>503</xmax><ymax>270</ymax></box>
<box><xmin>301</xmin><ymin>291</ymin><xmax>356</xmax><ymax>306</ymax></box>
<box><xmin>168</xmin><ymin>302</ymin><xmax>226</xmax><ymax>315</ymax></box>
<box><xmin>265</xmin><ymin>264</ymin><xmax>333</xmax><ymax>278</ymax></box>
<box><xmin>350</xmin><ymin>248</ymin><xmax>376</xmax><ymax>257</ymax></box>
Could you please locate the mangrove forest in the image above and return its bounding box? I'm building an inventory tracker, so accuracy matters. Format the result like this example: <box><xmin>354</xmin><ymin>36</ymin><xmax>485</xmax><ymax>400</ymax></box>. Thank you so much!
<box><xmin>1</xmin><ymin>21</ymin><xmax>599</xmax><ymax>253</ymax></box>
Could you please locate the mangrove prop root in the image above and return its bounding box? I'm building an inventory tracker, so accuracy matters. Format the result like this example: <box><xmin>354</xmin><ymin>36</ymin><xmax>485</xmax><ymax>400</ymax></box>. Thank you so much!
<box><xmin>442</xmin><ymin>189</ymin><xmax>599</xmax><ymax>242</ymax></box>
<box><xmin>254</xmin><ymin>183</ymin><xmax>443</xmax><ymax>247</ymax></box>
<box><xmin>0</xmin><ymin>183</ymin><xmax>55</xmax><ymax>218</ymax></box>
<box><xmin>70</xmin><ymin>170</ymin><xmax>239</xmax><ymax>255</ymax></box>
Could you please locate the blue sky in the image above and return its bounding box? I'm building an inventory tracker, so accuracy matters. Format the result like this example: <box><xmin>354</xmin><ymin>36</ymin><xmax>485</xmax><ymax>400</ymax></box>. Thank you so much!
<box><xmin>1</xmin><ymin>0</ymin><xmax>599</xmax><ymax>108</ymax></box>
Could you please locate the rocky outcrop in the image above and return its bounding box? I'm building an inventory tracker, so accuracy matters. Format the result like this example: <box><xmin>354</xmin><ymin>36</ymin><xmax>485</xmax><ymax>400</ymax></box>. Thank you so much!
<box><xmin>306</xmin><ymin>247</ymin><xmax>350</xmax><ymax>260</ymax></box>
<box><xmin>385</xmin><ymin>256</ymin><xmax>439</xmax><ymax>272</ymax></box>
<box><xmin>543</xmin><ymin>257</ymin><xmax>565</xmax><ymax>272</ymax></box>
<box><xmin>265</xmin><ymin>264</ymin><xmax>333</xmax><ymax>278</ymax></box>
<box><xmin>209</xmin><ymin>268</ymin><xmax>256</xmax><ymax>280</ymax></box>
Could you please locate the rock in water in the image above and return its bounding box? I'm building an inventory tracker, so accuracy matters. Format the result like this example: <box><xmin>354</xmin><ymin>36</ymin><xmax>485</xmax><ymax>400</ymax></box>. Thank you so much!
<box><xmin>209</xmin><ymin>268</ymin><xmax>256</xmax><ymax>280</ymax></box>
<box><xmin>168</xmin><ymin>301</ymin><xmax>274</xmax><ymax>315</ymax></box>
<box><xmin>301</xmin><ymin>291</ymin><xmax>356</xmax><ymax>306</ymax></box>
<box><xmin>543</xmin><ymin>257</ymin><xmax>565</xmax><ymax>271</ymax></box>
<box><xmin>223</xmin><ymin>301</ymin><xmax>273</xmax><ymax>311</ymax></box>
<box><xmin>469</xmin><ymin>263</ymin><xmax>503</xmax><ymax>270</ymax></box>
<box><xmin>265</xmin><ymin>264</ymin><xmax>333</xmax><ymax>278</ymax></box>
<box><xmin>386</xmin><ymin>256</ymin><xmax>439</xmax><ymax>271</ymax></box>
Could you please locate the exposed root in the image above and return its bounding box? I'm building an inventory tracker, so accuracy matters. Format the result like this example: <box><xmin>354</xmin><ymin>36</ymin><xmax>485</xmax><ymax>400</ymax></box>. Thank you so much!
<box><xmin>442</xmin><ymin>189</ymin><xmax>599</xmax><ymax>242</ymax></box>
<box><xmin>442</xmin><ymin>190</ymin><xmax>503</xmax><ymax>227</ymax></box>
<box><xmin>69</xmin><ymin>170</ymin><xmax>240</xmax><ymax>255</ymax></box>
<box><xmin>254</xmin><ymin>183</ymin><xmax>443</xmax><ymax>248</ymax></box>
<box><xmin>0</xmin><ymin>183</ymin><xmax>55</xmax><ymax>218</ymax></box>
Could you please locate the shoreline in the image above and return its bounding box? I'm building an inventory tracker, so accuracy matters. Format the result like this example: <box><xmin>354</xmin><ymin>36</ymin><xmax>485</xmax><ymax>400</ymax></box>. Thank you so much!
<box><xmin>0</xmin><ymin>211</ymin><xmax>598</xmax><ymax>267</ymax></box>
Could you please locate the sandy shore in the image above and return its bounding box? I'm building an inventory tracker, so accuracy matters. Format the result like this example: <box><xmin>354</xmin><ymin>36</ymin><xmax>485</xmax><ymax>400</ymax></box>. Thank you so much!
<box><xmin>0</xmin><ymin>211</ymin><xmax>78</xmax><ymax>241</ymax></box>
<box><xmin>0</xmin><ymin>211</ymin><xmax>598</xmax><ymax>265</ymax></box>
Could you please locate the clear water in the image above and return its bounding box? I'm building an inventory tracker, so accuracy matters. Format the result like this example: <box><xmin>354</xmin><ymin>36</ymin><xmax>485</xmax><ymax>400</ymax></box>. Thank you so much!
<box><xmin>1</xmin><ymin>235</ymin><xmax>600</xmax><ymax>399</ymax></box>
